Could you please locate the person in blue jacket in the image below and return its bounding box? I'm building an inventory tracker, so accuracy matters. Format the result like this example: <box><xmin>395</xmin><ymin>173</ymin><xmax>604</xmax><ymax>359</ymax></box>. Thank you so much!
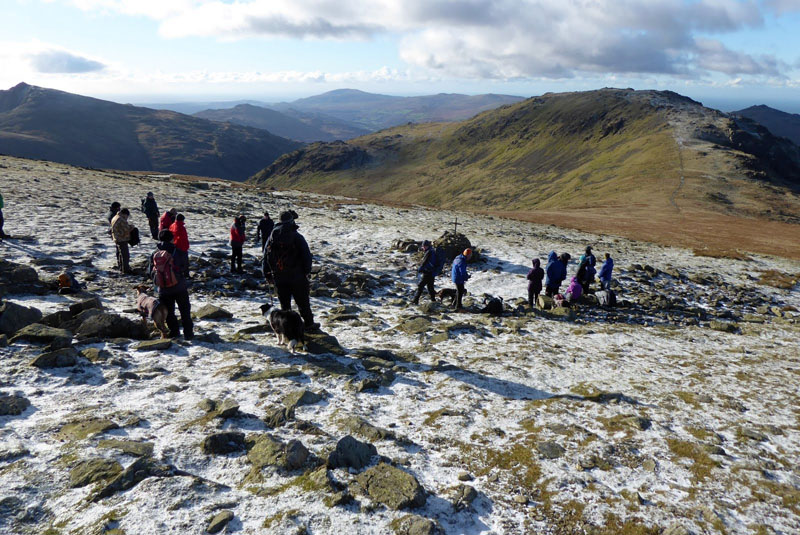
<box><xmin>598</xmin><ymin>252</ymin><xmax>614</xmax><ymax>290</ymax></box>
<box><xmin>451</xmin><ymin>248</ymin><xmax>472</xmax><ymax>311</ymax></box>
<box><xmin>544</xmin><ymin>251</ymin><xmax>570</xmax><ymax>297</ymax></box>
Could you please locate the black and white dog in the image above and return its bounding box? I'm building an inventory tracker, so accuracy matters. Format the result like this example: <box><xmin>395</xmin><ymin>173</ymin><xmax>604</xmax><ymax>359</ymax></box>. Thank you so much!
<box><xmin>260</xmin><ymin>304</ymin><xmax>305</xmax><ymax>353</ymax></box>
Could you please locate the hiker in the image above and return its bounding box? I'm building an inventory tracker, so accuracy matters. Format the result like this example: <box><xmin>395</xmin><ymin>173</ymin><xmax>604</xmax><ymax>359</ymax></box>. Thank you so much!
<box><xmin>160</xmin><ymin>208</ymin><xmax>177</xmax><ymax>232</ymax></box>
<box><xmin>598</xmin><ymin>252</ymin><xmax>614</xmax><ymax>290</ymax></box>
<box><xmin>0</xmin><ymin>191</ymin><xmax>6</xmax><ymax>239</ymax></box>
<box><xmin>256</xmin><ymin>211</ymin><xmax>275</xmax><ymax>251</ymax></box>
<box><xmin>544</xmin><ymin>251</ymin><xmax>569</xmax><ymax>296</ymax></box>
<box><xmin>105</xmin><ymin>201</ymin><xmax>121</xmax><ymax>237</ymax></box>
<box><xmin>451</xmin><ymin>248</ymin><xmax>472</xmax><ymax>311</ymax></box>
<box><xmin>149</xmin><ymin>229</ymin><xmax>193</xmax><ymax>340</ymax></box>
<box><xmin>526</xmin><ymin>258</ymin><xmax>544</xmax><ymax>307</ymax></box>
<box><xmin>111</xmin><ymin>208</ymin><xmax>133</xmax><ymax>274</ymax></box>
<box><xmin>264</xmin><ymin>211</ymin><xmax>319</xmax><ymax>330</ymax></box>
<box><xmin>579</xmin><ymin>246</ymin><xmax>597</xmax><ymax>292</ymax></box>
<box><xmin>141</xmin><ymin>192</ymin><xmax>160</xmax><ymax>240</ymax></box>
<box><xmin>169</xmin><ymin>213</ymin><xmax>190</xmax><ymax>277</ymax></box>
<box><xmin>564</xmin><ymin>273</ymin><xmax>583</xmax><ymax>303</ymax></box>
<box><xmin>230</xmin><ymin>215</ymin><xmax>246</xmax><ymax>273</ymax></box>
<box><xmin>411</xmin><ymin>240</ymin><xmax>437</xmax><ymax>305</ymax></box>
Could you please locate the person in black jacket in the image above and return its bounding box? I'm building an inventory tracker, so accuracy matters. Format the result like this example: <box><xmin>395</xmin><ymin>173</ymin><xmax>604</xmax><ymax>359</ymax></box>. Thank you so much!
<box><xmin>264</xmin><ymin>211</ymin><xmax>319</xmax><ymax>331</ymax></box>
<box><xmin>411</xmin><ymin>240</ymin><xmax>437</xmax><ymax>305</ymax></box>
<box><xmin>141</xmin><ymin>192</ymin><xmax>160</xmax><ymax>240</ymax></box>
<box><xmin>256</xmin><ymin>211</ymin><xmax>275</xmax><ymax>251</ymax></box>
<box><xmin>148</xmin><ymin>229</ymin><xmax>193</xmax><ymax>340</ymax></box>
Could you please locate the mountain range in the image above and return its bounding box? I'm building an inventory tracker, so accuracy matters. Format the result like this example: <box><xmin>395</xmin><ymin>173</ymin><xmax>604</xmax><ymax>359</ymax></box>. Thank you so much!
<box><xmin>0</xmin><ymin>83</ymin><xmax>302</xmax><ymax>181</ymax></box>
<box><xmin>734</xmin><ymin>105</ymin><xmax>800</xmax><ymax>146</ymax></box>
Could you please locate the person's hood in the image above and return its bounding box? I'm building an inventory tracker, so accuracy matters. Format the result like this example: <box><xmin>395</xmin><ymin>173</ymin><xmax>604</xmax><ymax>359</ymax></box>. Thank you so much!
<box><xmin>532</xmin><ymin>258</ymin><xmax>540</xmax><ymax>268</ymax></box>
<box><xmin>547</xmin><ymin>251</ymin><xmax>558</xmax><ymax>263</ymax></box>
<box><xmin>156</xmin><ymin>242</ymin><xmax>175</xmax><ymax>252</ymax></box>
<box><xmin>275</xmin><ymin>220</ymin><xmax>298</xmax><ymax>232</ymax></box>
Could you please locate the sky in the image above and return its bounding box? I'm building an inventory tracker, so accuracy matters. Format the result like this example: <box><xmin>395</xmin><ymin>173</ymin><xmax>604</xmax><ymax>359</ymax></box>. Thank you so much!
<box><xmin>2</xmin><ymin>0</ymin><xmax>800</xmax><ymax>111</ymax></box>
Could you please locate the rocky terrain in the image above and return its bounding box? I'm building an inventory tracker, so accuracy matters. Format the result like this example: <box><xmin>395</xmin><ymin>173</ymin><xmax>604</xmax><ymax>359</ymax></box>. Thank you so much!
<box><xmin>1</xmin><ymin>154</ymin><xmax>799</xmax><ymax>534</ymax></box>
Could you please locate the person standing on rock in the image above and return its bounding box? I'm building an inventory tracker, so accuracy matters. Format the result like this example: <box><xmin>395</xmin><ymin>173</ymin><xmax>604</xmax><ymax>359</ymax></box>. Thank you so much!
<box><xmin>256</xmin><ymin>211</ymin><xmax>275</xmax><ymax>251</ymax></box>
<box><xmin>169</xmin><ymin>213</ymin><xmax>190</xmax><ymax>277</ymax></box>
<box><xmin>141</xmin><ymin>192</ymin><xmax>160</xmax><ymax>240</ymax></box>
<box><xmin>230</xmin><ymin>215</ymin><xmax>246</xmax><ymax>273</ymax></box>
<box><xmin>411</xmin><ymin>240</ymin><xmax>437</xmax><ymax>305</ymax></box>
<box><xmin>111</xmin><ymin>208</ymin><xmax>133</xmax><ymax>274</ymax></box>
<box><xmin>451</xmin><ymin>248</ymin><xmax>472</xmax><ymax>311</ymax></box>
<box><xmin>149</xmin><ymin>229</ymin><xmax>193</xmax><ymax>340</ymax></box>
<box><xmin>0</xmin><ymin>191</ymin><xmax>7</xmax><ymax>239</ymax></box>
<box><xmin>526</xmin><ymin>258</ymin><xmax>544</xmax><ymax>308</ymax></box>
<box><xmin>265</xmin><ymin>211</ymin><xmax>320</xmax><ymax>330</ymax></box>
<box><xmin>544</xmin><ymin>251</ymin><xmax>569</xmax><ymax>296</ymax></box>
<box><xmin>598</xmin><ymin>252</ymin><xmax>614</xmax><ymax>290</ymax></box>
<box><xmin>160</xmin><ymin>208</ymin><xmax>177</xmax><ymax>233</ymax></box>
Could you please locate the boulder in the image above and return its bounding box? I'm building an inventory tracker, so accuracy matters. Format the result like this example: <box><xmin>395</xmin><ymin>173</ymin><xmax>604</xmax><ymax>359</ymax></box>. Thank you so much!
<box><xmin>216</xmin><ymin>398</ymin><xmax>240</xmax><ymax>419</ymax></box>
<box><xmin>391</xmin><ymin>514</ymin><xmax>443</xmax><ymax>535</ymax></box>
<box><xmin>69</xmin><ymin>297</ymin><xmax>102</xmax><ymax>316</ymax></box>
<box><xmin>97</xmin><ymin>439</ymin><xmax>154</xmax><ymax>457</ymax></box>
<box><xmin>355</xmin><ymin>463</ymin><xmax>426</xmax><ymax>510</ymax></box>
<box><xmin>40</xmin><ymin>310</ymin><xmax>73</xmax><ymax>328</ymax></box>
<box><xmin>246</xmin><ymin>434</ymin><xmax>308</xmax><ymax>471</ymax></box>
<box><xmin>282</xmin><ymin>388</ymin><xmax>324</xmax><ymax>411</ymax></box>
<box><xmin>76</xmin><ymin>313</ymin><xmax>148</xmax><ymax>340</ymax></box>
<box><xmin>305</xmin><ymin>331</ymin><xmax>346</xmax><ymax>355</ymax></box>
<box><xmin>0</xmin><ymin>300</ymin><xmax>42</xmax><ymax>335</ymax></box>
<box><xmin>536</xmin><ymin>441</ymin><xmax>565</xmax><ymax>459</ymax></box>
<box><xmin>0</xmin><ymin>259</ymin><xmax>39</xmax><ymax>283</ymax></box>
<box><xmin>10</xmin><ymin>324</ymin><xmax>72</xmax><ymax>344</ymax></box>
<box><xmin>69</xmin><ymin>458</ymin><xmax>123</xmax><ymax>488</ymax></box>
<box><xmin>434</xmin><ymin>231</ymin><xmax>472</xmax><ymax>262</ymax></box>
<box><xmin>202</xmin><ymin>432</ymin><xmax>246</xmax><ymax>455</ymax></box>
<box><xmin>90</xmin><ymin>456</ymin><xmax>182</xmax><ymax>502</ymax></box>
<box><xmin>395</xmin><ymin>317</ymin><xmax>433</xmax><ymax>335</ymax></box>
<box><xmin>0</xmin><ymin>394</ymin><xmax>30</xmax><ymax>416</ymax></box>
<box><xmin>709</xmin><ymin>321</ymin><xmax>738</xmax><ymax>333</ymax></box>
<box><xmin>206</xmin><ymin>510</ymin><xmax>234</xmax><ymax>534</ymax></box>
<box><xmin>193</xmin><ymin>304</ymin><xmax>233</xmax><ymax>320</ymax></box>
<box><xmin>327</xmin><ymin>435</ymin><xmax>377</xmax><ymax>470</ymax></box>
<box><xmin>263</xmin><ymin>405</ymin><xmax>294</xmax><ymax>428</ymax></box>
<box><xmin>30</xmin><ymin>347</ymin><xmax>78</xmax><ymax>368</ymax></box>
<box><xmin>57</xmin><ymin>418</ymin><xmax>119</xmax><ymax>441</ymax></box>
<box><xmin>339</xmin><ymin>415</ymin><xmax>396</xmax><ymax>442</ymax></box>
<box><xmin>135</xmin><ymin>339</ymin><xmax>172</xmax><ymax>351</ymax></box>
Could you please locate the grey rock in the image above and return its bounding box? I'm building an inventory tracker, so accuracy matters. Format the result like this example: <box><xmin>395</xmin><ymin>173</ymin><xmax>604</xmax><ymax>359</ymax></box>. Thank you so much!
<box><xmin>77</xmin><ymin>313</ymin><xmax>148</xmax><ymax>340</ymax></box>
<box><xmin>57</xmin><ymin>418</ymin><xmax>119</xmax><ymax>440</ymax></box>
<box><xmin>69</xmin><ymin>297</ymin><xmax>102</xmax><ymax>316</ymax></box>
<box><xmin>40</xmin><ymin>310</ymin><xmax>73</xmax><ymax>328</ymax></box>
<box><xmin>206</xmin><ymin>510</ymin><xmax>234</xmax><ymax>534</ymax></box>
<box><xmin>390</xmin><ymin>514</ymin><xmax>443</xmax><ymax>535</ymax></box>
<box><xmin>97</xmin><ymin>439</ymin><xmax>155</xmax><ymax>457</ymax></box>
<box><xmin>193</xmin><ymin>304</ymin><xmax>233</xmax><ymax>320</ymax></box>
<box><xmin>0</xmin><ymin>394</ymin><xmax>30</xmax><ymax>416</ymax></box>
<box><xmin>339</xmin><ymin>415</ymin><xmax>396</xmax><ymax>442</ymax></box>
<box><xmin>451</xmin><ymin>484</ymin><xmax>477</xmax><ymax>511</ymax></box>
<box><xmin>30</xmin><ymin>347</ymin><xmax>78</xmax><ymax>368</ymax></box>
<box><xmin>355</xmin><ymin>463</ymin><xmax>426</xmax><ymax>510</ymax></box>
<box><xmin>10</xmin><ymin>323</ymin><xmax>72</xmax><ymax>344</ymax></box>
<box><xmin>536</xmin><ymin>441</ymin><xmax>565</xmax><ymax>459</ymax></box>
<box><xmin>202</xmin><ymin>432</ymin><xmax>246</xmax><ymax>455</ymax></box>
<box><xmin>282</xmin><ymin>388</ymin><xmax>323</xmax><ymax>411</ymax></box>
<box><xmin>216</xmin><ymin>398</ymin><xmax>239</xmax><ymax>419</ymax></box>
<box><xmin>327</xmin><ymin>435</ymin><xmax>377</xmax><ymax>470</ymax></box>
<box><xmin>246</xmin><ymin>434</ymin><xmax>309</xmax><ymax>471</ymax></box>
<box><xmin>90</xmin><ymin>456</ymin><xmax>181</xmax><ymax>502</ymax></box>
<box><xmin>263</xmin><ymin>405</ymin><xmax>294</xmax><ymax>428</ymax></box>
<box><xmin>0</xmin><ymin>300</ymin><xmax>42</xmax><ymax>335</ymax></box>
<box><xmin>69</xmin><ymin>458</ymin><xmax>123</xmax><ymax>488</ymax></box>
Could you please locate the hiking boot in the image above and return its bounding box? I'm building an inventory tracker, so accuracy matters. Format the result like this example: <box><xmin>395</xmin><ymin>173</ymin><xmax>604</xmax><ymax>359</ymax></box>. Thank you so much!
<box><xmin>305</xmin><ymin>322</ymin><xmax>321</xmax><ymax>332</ymax></box>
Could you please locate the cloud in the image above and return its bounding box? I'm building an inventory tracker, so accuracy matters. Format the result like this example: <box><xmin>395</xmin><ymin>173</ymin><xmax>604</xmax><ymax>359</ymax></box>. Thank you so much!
<box><xmin>29</xmin><ymin>49</ymin><xmax>106</xmax><ymax>73</ymax></box>
<box><xmin>60</xmin><ymin>0</ymin><xmax>790</xmax><ymax>80</ymax></box>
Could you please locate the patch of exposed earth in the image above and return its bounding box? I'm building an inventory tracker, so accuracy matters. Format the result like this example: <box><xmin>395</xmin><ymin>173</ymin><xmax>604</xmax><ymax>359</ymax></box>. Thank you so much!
<box><xmin>0</xmin><ymin>155</ymin><xmax>799</xmax><ymax>535</ymax></box>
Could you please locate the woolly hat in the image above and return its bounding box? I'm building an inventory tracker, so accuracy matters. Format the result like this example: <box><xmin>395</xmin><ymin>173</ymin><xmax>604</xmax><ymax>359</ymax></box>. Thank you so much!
<box><xmin>463</xmin><ymin>248</ymin><xmax>473</xmax><ymax>257</ymax></box>
<box><xmin>147</xmin><ymin>192</ymin><xmax>154</xmax><ymax>197</ymax></box>
<box><xmin>158</xmin><ymin>229</ymin><xmax>173</xmax><ymax>242</ymax></box>
<box><xmin>422</xmin><ymin>240</ymin><xmax>431</xmax><ymax>247</ymax></box>
<box><xmin>280</xmin><ymin>211</ymin><xmax>295</xmax><ymax>222</ymax></box>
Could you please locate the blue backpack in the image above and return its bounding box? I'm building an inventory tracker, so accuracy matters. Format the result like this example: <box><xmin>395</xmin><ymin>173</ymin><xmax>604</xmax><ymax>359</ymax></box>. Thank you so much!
<box><xmin>432</xmin><ymin>247</ymin><xmax>446</xmax><ymax>277</ymax></box>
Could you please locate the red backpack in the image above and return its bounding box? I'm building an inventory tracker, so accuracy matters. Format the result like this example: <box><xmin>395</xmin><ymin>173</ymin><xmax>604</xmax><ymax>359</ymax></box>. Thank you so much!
<box><xmin>152</xmin><ymin>250</ymin><xmax>178</xmax><ymax>288</ymax></box>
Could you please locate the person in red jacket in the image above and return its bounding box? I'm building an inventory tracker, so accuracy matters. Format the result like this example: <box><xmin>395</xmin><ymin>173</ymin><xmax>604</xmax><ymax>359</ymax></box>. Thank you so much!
<box><xmin>230</xmin><ymin>215</ymin><xmax>246</xmax><ymax>273</ymax></box>
<box><xmin>169</xmin><ymin>213</ymin><xmax>190</xmax><ymax>277</ymax></box>
<box><xmin>160</xmin><ymin>208</ymin><xmax>177</xmax><ymax>232</ymax></box>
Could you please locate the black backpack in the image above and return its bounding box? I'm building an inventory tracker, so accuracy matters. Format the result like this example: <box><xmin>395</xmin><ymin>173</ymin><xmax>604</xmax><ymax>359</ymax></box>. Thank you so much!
<box><xmin>481</xmin><ymin>296</ymin><xmax>504</xmax><ymax>316</ymax></box>
<box><xmin>129</xmin><ymin>227</ymin><xmax>140</xmax><ymax>247</ymax></box>
<box><xmin>267</xmin><ymin>235</ymin><xmax>298</xmax><ymax>276</ymax></box>
<box><xmin>432</xmin><ymin>246</ymin><xmax>446</xmax><ymax>277</ymax></box>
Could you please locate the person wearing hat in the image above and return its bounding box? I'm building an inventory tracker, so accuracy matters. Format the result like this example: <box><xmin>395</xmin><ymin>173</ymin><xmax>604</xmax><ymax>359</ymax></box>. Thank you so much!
<box><xmin>579</xmin><ymin>245</ymin><xmax>597</xmax><ymax>293</ymax></box>
<box><xmin>451</xmin><ymin>248</ymin><xmax>473</xmax><ymax>311</ymax></box>
<box><xmin>264</xmin><ymin>211</ymin><xmax>319</xmax><ymax>331</ymax></box>
<box><xmin>256</xmin><ymin>211</ymin><xmax>275</xmax><ymax>251</ymax></box>
<box><xmin>141</xmin><ymin>192</ymin><xmax>160</xmax><ymax>240</ymax></box>
<box><xmin>111</xmin><ymin>208</ymin><xmax>133</xmax><ymax>274</ymax></box>
<box><xmin>149</xmin><ymin>229</ymin><xmax>193</xmax><ymax>340</ymax></box>
<box><xmin>411</xmin><ymin>240</ymin><xmax>437</xmax><ymax>305</ymax></box>
<box><xmin>230</xmin><ymin>215</ymin><xmax>247</xmax><ymax>273</ymax></box>
<box><xmin>169</xmin><ymin>213</ymin><xmax>190</xmax><ymax>277</ymax></box>
<box><xmin>160</xmin><ymin>208</ymin><xmax>178</xmax><ymax>233</ymax></box>
<box><xmin>545</xmin><ymin>251</ymin><xmax>570</xmax><ymax>296</ymax></box>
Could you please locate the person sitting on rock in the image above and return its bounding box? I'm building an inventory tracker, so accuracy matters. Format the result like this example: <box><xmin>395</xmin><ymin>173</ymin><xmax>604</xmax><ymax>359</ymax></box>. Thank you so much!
<box><xmin>564</xmin><ymin>273</ymin><xmax>583</xmax><ymax>304</ymax></box>
<box><xmin>141</xmin><ymin>192</ymin><xmax>160</xmax><ymax>240</ymax></box>
<box><xmin>451</xmin><ymin>248</ymin><xmax>472</xmax><ymax>311</ymax></box>
<box><xmin>411</xmin><ymin>240</ymin><xmax>437</xmax><ymax>305</ymax></box>
<box><xmin>598</xmin><ymin>252</ymin><xmax>614</xmax><ymax>290</ymax></box>
<box><xmin>265</xmin><ymin>211</ymin><xmax>319</xmax><ymax>331</ymax></box>
<box><xmin>149</xmin><ymin>229</ymin><xmax>193</xmax><ymax>340</ymax></box>
<box><xmin>230</xmin><ymin>215</ymin><xmax>246</xmax><ymax>273</ymax></box>
<box><xmin>527</xmin><ymin>257</ymin><xmax>544</xmax><ymax>308</ymax></box>
<box><xmin>169</xmin><ymin>213</ymin><xmax>190</xmax><ymax>277</ymax></box>
<box><xmin>110</xmin><ymin>208</ymin><xmax>133</xmax><ymax>274</ymax></box>
<box><xmin>256</xmin><ymin>211</ymin><xmax>275</xmax><ymax>251</ymax></box>
<box><xmin>159</xmin><ymin>208</ymin><xmax>177</xmax><ymax>232</ymax></box>
<box><xmin>544</xmin><ymin>251</ymin><xmax>569</xmax><ymax>296</ymax></box>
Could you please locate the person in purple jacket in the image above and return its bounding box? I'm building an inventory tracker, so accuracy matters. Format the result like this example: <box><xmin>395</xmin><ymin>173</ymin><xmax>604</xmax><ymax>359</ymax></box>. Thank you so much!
<box><xmin>565</xmin><ymin>275</ymin><xmax>583</xmax><ymax>303</ymax></box>
<box><xmin>526</xmin><ymin>258</ymin><xmax>544</xmax><ymax>308</ymax></box>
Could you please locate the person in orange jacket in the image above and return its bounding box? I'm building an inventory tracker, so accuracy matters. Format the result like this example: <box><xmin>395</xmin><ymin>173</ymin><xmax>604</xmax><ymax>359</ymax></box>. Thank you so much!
<box><xmin>169</xmin><ymin>213</ymin><xmax>190</xmax><ymax>277</ymax></box>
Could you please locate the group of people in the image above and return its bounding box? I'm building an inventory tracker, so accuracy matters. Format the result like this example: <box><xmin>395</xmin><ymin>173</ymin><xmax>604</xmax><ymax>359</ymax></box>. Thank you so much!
<box><xmin>413</xmin><ymin>240</ymin><xmax>615</xmax><ymax>312</ymax></box>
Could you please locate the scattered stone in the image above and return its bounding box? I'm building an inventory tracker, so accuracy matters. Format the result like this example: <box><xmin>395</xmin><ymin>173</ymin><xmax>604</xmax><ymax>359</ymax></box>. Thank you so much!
<box><xmin>193</xmin><ymin>304</ymin><xmax>233</xmax><ymax>320</ymax></box>
<box><xmin>80</xmin><ymin>347</ymin><xmax>109</xmax><ymax>362</ymax></box>
<box><xmin>457</xmin><ymin>471</ymin><xmax>473</xmax><ymax>482</ymax></box>
<box><xmin>30</xmin><ymin>347</ymin><xmax>78</xmax><ymax>368</ymax></box>
<box><xmin>233</xmin><ymin>367</ymin><xmax>303</xmax><ymax>381</ymax></box>
<box><xmin>69</xmin><ymin>458</ymin><xmax>123</xmax><ymax>488</ymax></box>
<box><xmin>206</xmin><ymin>510</ymin><xmax>234</xmax><ymax>534</ymax></box>
<box><xmin>202</xmin><ymin>432</ymin><xmax>246</xmax><ymax>455</ymax></box>
<box><xmin>0</xmin><ymin>394</ymin><xmax>30</xmax><ymax>416</ymax></box>
<box><xmin>282</xmin><ymin>388</ymin><xmax>323</xmax><ymax>411</ymax></box>
<box><xmin>324</xmin><ymin>491</ymin><xmax>353</xmax><ymax>508</ymax></box>
<box><xmin>57</xmin><ymin>418</ymin><xmax>119</xmax><ymax>441</ymax></box>
<box><xmin>339</xmin><ymin>415</ymin><xmax>396</xmax><ymax>442</ymax></box>
<box><xmin>740</xmin><ymin>428</ymin><xmax>768</xmax><ymax>442</ymax></box>
<box><xmin>77</xmin><ymin>313</ymin><xmax>148</xmax><ymax>340</ymax></box>
<box><xmin>709</xmin><ymin>321</ymin><xmax>738</xmax><ymax>333</ymax></box>
<box><xmin>263</xmin><ymin>405</ymin><xmax>295</xmax><ymax>428</ymax></box>
<box><xmin>40</xmin><ymin>310</ymin><xmax>73</xmax><ymax>328</ymax></box>
<box><xmin>217</xmin><ymin>398</ymin><xmax>240</xmax><ymax>419</ymax></box>
<box><xmin>135</xmin><ymin>339</ymin><xmax>172</xmax><ymax>351</ymax></box>
<box><xmin>247</xmin><ymin>434</ymin><xmax>309</xmax><ymax>471</ymax></box>
<box><xmin>68</xmin><ymin>297</ymin><xmax>102</xmax><ymax>316</ymax></box>
<box><xmin>355</xmin><ymin>463</ymin><xmax>426</xmax><ymax>510</ymax></box>
<box><xmin>536</xmin><ymin>441</ymin><xmax>565</xmax><ymax>459</ymax></box>
<box><xmin>97</xmin><ymin>439</ymin><xmax>155</xmax><ymax>457</ymax></box>
<box><xmin>451</xmin><ymin>484</ymin><xmax>478</xmax><ymax>510</ymax></box>
<box><xmin>90</xmin><ymin>456</ymin><xmax>183</xmax><ymax>502</ymax></box>
<box><xmin>663</xmin><ymin>523</ymin><xmax>692</xmax><ymax>535</ymax></box>
<box><xmin>0</xmin><ymin>300</ymin><xmax>42</xmax><ymax>335</ymax></box>
<box><xmin>390</xmin><ymin>514</ymin><xmax>443</xmax><ymax>535</ymax></box>
<box><xmin>327</xmin><ymin>435</ymin><xmax>377</xmax><ymax>470</ymax></box>
<box><xmin>642</xmin><ymin>459</ymin><xmax>657</xmax><ymax>472</ymax></box>
<box><xmin>305</xmin><ymin>331</ymin><xmax>346</xmax><ymax>355</ymax></box>
<box><xmin>513</xmin><ymin>494</ymin><xmax>528</xmax><ymax>504</ymax></box>
<box><xmin>10</xmin><ymin>323</ymin><xmax>72</xmax><ymax>344</ymax></box>
<box><xmin>395</xmin><ymin>316</ymin><xmax>433</xmax><ymax>335</ymax></box>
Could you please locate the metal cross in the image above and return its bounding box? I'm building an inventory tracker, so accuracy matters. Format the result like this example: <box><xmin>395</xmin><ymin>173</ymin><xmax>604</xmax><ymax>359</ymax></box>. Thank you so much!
<box><xmin>449</xmin><ymin>216</ymin><xmax>459</xmax><ymax>234</ymax></box>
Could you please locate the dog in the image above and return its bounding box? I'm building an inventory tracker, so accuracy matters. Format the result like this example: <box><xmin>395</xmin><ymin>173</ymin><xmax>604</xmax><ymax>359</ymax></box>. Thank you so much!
<box><xmin>436</xmin><ymin>288</ymin><xmax>462</xmax><ymax>306</ymax></box>
<box><xmin>134</xmin><ymin>285</ymin><xmax>170</xmax><ymax>338</ymax></box>
<box><xmin>260</xmin><ymin>304</ymin><xmax>305</xmax><ymax>353</ymax></box>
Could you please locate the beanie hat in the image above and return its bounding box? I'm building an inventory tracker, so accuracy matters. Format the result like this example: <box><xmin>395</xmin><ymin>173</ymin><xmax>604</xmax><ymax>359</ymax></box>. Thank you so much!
<box><xmin>280</xmin><ymin>211</ymin><xmax>294</xmax><ymax>222</ymax></box>
<box><xmin>158</xmin><ymin>229</ymin><xmax>173</xmax><ymax>242</ymax></box>
<box><xmin>147</xmin><ymin>192</ymin><xmax>154</xmax><ymax>197</ymax></box>
<box><xmin>463</xmin><ymin>248</ymin><xmax>473</xmax><ymax>256</ymax></box>
<box><xmin>422</xmin><ymin>240</ymin><xmax>431</xmax><ymax>247</ymax></box>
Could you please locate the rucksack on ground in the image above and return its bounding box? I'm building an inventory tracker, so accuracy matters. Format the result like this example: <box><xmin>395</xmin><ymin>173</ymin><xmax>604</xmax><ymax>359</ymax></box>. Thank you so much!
<box><xmin>481</xmin><ymin>296</ymin><xmax>504</xmax><ymax>315</ymax></box>
<box><xmin>152</xmin><ymin>250</ymin><xmax>178</xmax><ymax>288</ymax></box>
<box><xmin>432</xmin><ymin>246</ymin><xmax>446</xmax><ymax>277</ymax></box>
<box><xmin>596</xmin><ymin>289</ymin><xmax>616</xmax><ymax>307</ymax></box>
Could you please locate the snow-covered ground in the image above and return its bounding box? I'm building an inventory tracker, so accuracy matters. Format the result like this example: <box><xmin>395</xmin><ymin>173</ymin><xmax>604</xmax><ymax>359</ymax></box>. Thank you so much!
<box><xmin>1</xmin><ymin>155</ymin><xmax>799</xmax><ymax>535</ymax></box>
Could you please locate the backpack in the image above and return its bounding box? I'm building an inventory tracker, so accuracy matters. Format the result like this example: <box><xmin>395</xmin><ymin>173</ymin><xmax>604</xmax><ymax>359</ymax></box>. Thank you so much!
<box><xmin>129</xmin><ymin>227</ymin><xmax>140</xmax><ymax>247</ymax></box>
<box><xmin>267</xmin><ymin>237</ymin><xmax>298</xmax><ymax>276</ymax></box>
<box><xmin>152</xmin><ymin>250</ymin><xmax>178</xmax><ymax>288</ymax></box>
<box><xmin>481</xmin><ymin>296</ymin><xmax>504</xmax><ymax>316</ymax></box>
<box><xmin>596</xmin><ymin>289</ymin><xmax>616</xmax><ymax>307</ymax></box>
<box><xmin>432</xmin><ymin>246</ymin><xmax>446</xmax><ymax>277</ymax></box>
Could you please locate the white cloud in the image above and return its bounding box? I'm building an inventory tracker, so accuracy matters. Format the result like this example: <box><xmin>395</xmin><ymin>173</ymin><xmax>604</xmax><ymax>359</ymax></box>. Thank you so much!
<box><xmin>53</xmin><ymin>0</ymin><xmax>793</xmax><ymax>80</ymax></box>
<box><xmin>29</xmin><ymin>50</ymin><xmax>106</xmax><ymax>73</ymax></box>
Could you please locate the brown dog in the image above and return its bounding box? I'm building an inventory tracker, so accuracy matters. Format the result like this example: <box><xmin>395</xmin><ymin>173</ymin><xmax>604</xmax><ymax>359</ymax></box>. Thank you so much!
<box><xmin>134</xmin><ymin>285</ymin><xmax>170</xmax><ymax>338</ymax></box>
